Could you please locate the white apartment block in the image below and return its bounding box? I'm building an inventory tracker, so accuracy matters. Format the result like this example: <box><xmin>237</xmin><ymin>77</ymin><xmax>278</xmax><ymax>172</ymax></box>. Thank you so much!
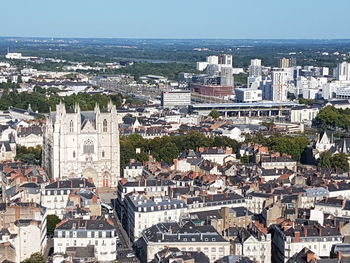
<box><xmin>139</xmin><ymin>222</ymin><xmax>230</xmax><ymax>263</ymax></box>
<box><xmin>54</xmin><ymin>219</ymin><xmax>117</xmax><ymax>262</ymax></box>
<box><xmin>41</xmin><ymin>178</ymin><xmax>95</xmax><ymax>218</ymax></box>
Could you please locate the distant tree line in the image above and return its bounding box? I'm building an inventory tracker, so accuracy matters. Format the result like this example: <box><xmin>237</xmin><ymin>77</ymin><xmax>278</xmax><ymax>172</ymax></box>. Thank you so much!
<box><xmin>0</xmin><ymin>83</ymin><xmax>124</xmax><ymax>113</ymax></box>
<box><xmin>108</xmin><ymin>62</ymin><xmax>200</xmax><ymax>81</ymax></box>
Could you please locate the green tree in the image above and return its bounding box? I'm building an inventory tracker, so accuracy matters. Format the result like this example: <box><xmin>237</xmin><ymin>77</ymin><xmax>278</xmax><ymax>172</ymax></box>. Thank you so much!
<box><xmin>240</xmin><ymin>155</ymin><xmax>249</xmax><ymax>164</ymax></box>
<box><xmin>271</xmin><ymin>136</ymin><xmax>309</xmax><ymax>161</ymax></box>
<box><xmin>319</xmin><ymin>151</ymin><xmax>332</xmax><ymax>168</ymax></box>
<box><xmin>314</xmin><ymin>106</ymin><xmax>350</xmax><ymax>131</ymax></box>
<box><xmin>319</xmin><ymin>152</ymin><xmax>349</xmax><ymax>172</ymax></box>
<box><xmin>158</xmin><ymin>142</ymin><xmax>179</xmax><ymax>164</ymax></box>
<box><xmin>208</xmin><ymin>110</ymin><xmax>221</xmax><ymax>120</ymax></box>
<box><xmin>261</xmin><ymin>121</ymin><xmax>275</xmax><ymax>131</ymax></box>
<box><xmin>244</xmin><ymin>134</ymin><xmax>309</xmax><ymax>162</ymax></box>
<box><xmin>16</xmin><ymin>145</ymin><xmax>42</xmax><ymax>165</ymax></box>
<box><xmin>46</xmin><ymin>215</ymin><xmax>61</xmax><ymax>236</ymax></box>
<box><xmin>331</xmin><ymin>153</ymin><xmax>349</xmax><ymax>172</ymax></box>
<box><xmin>299</xmin><ymin>97</ymin><xmax>315</xmax><ymax>105</ymax></box>
<box><xmin>21</xmin><ymin>252</ymin><xmax>45</xmax><ymax>263</ymax></box>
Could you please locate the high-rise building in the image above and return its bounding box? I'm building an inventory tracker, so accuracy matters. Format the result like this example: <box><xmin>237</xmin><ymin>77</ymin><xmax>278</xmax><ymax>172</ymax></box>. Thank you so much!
<box><xmin>219</xmin><ymin>54</ymin><xmax>233</xmax><ymax>67</ymax></box>
<box><xmin>249</xmin><ymin>59</ymin><xmax>262</xmax><ymax>77</ymax></box>
<box><xmin>278</xmin><ymin>57</ymin><xmax>296</xmax><ymax>68</ymax></box>
<box><xmin>43</xmin><ymin>101</ymin><xmax>120</xmax><ymax>188</ymax></box>
<box><xmin>336</xmin><ymin>62</ymin><xmax>350</xmax><ymax>81</ymax></box>
<box><xmin>220</xmin><ymin>67</ymin><xmax>234</xmax><ymax>87</ymax></box>
<box><xmin>271</xmin><ymin>70</ymin><xmax>289</xmax><ymax>101</ymax></box>
<box><xmin>206</xmin><ymin>55</ymin><xmax>219</xmax><ymax>65</ymax></box>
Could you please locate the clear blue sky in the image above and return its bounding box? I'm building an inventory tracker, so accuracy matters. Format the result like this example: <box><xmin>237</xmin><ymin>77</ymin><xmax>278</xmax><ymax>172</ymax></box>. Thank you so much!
<box><xmin>1</xmin><ymin>0</ymin><xmax>350</xmax><ymax>39</ymax></box>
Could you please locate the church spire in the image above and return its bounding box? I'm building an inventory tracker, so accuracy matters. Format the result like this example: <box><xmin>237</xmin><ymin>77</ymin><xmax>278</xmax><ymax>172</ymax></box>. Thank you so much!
<box><xmin>342</xmin><ymin>139</ymin><xmax>348</xmax><ymax>154</ymax></box>
<box><xmin>94</xmin><ymin>103</ymin><xmax>100</xmax><ymax>114</ymax></box>
<box><xmin>74</xmin><ymin>102</ymin><xmax>80</xmax><ymax>113</ymax></box>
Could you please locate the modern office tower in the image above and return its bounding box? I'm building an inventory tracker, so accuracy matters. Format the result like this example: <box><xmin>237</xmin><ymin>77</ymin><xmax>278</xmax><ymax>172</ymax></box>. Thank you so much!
<box><xmin>218</xmin><ymin>54</ymin><xmax>233</xmax><ymax>67</ymax></box>
<box><xmin>271</xmin><ymin>70</ymin><xmax>289</xmax><ymax>101</ymax></box>
<box><xmin>336</xmin><ymin>62</ymin><xmax>350</xmax><ymax>81</ymax></box>
<box><xmin>249</xmin><ymin>59</ymin><xmax>262</xmax><ymax>77</ymax></box>
<box><xmin>161</xmin><ymin>90</ymin><xmax>191</xmax><ymax>108</ymax></box>
<box><xmin>220</xmin><ymin>66</ymin><xmax>234</xmax><ymax>87</ymax></box>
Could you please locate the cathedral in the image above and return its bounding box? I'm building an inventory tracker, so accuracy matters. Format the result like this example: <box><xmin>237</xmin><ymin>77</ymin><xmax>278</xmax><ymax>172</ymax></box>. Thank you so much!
<box><xmin>42</xmin><ymin>101</ymin><xmax>120</xmax><ymax>188</ymax></box>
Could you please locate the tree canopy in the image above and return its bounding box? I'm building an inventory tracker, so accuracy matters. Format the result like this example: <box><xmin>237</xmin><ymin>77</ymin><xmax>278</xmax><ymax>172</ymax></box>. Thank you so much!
<box><xmin>120</xmin><ymin>132</ymin><xmax>241</xmax><ymax>170</ymax></box>
<box><xmin>314</xmin><ymin>106</ymin><xmax>350</xmax><ymax>131</ymax></box>
<box><xmin>46</xmin><ymin>214</ymin><xmax>61</xmax><ymax>237</ymax></box>
<box><xmin>21</xmin><ymin>252</ymin><xmax>45</xmax><ymax>263</ymax></box>
<box><xmin>319</xmin><ymin>151</ymin><xmax>349</xmax><ymax>172</ymax></box>
<box><xmin>16</xmin><ymin>145</ymin><xmax>42</xmax><ymax>165</ymax></box>
<box><xmin>208</xmin><ymin>109</ymin><xmax>221</xmax><ymax>120</ymax></box>
<box><xmin>245</xmin><ymin>134</ymin><xmax>309</xmax><ymax>161</ymax></box>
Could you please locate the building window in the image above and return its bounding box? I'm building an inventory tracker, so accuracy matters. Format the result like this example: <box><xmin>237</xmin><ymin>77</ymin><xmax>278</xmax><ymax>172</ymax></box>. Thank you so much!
<box><xmin>73</xmin><ymin>151</ymin><xmax>76</xmax><ymax>158</ymax></box>
<box><xmin>83</xmin><ymin>139</ymin><xmax>94</xmax><ymax>154</ymax></box>
<box><xmin>102</xmin><ymin>151</ymin><xmax>105</xmax><ymax>158</ymax></box>
<box><xmin>69</xmin><ymin>120</ymin><xmax>74</xmax><ymax>133</ymax></box>
<box><xmin>103</xmin><ymin>119</ymin><xmax>107</xmax><ymax>132</ymax></box>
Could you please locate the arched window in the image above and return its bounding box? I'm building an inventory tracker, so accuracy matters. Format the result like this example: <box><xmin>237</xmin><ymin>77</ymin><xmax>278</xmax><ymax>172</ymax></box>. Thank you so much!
<box><xmin>73</xmin><ymin>151</ymin><xmax>76</xmax><ymax>158</ymax></box>
<box><xmin>102</xmin><ymin>151</ymin><xmax>105</xmax><ymax>158</ymax></box>
<box><xmin>69</xmin><ymin>120</ymin><xmax>74</xmax><ymax>133</ymax></box>
<box><xmin>83</xmin><ymin>139</ymin><xmax>94</xmax><ymax>154</ymax></box>
<box><xmin>103</xmin><ymin>119</ymin><xmax>107</xmax><ymax>132</ymax></box>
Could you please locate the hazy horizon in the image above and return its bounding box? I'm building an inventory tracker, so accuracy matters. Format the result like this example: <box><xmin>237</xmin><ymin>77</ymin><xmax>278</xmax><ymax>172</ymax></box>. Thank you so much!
<box><xmin>1</xmin><ymin>0</ymin><xmax>350</xmax><ymax>39</ymax></box>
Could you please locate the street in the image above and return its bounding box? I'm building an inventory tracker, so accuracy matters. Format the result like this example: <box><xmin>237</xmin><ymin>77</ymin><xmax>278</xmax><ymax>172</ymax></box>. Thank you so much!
<box><xmin>100</xmin><ymin>191</ymin><xmax>140</xmax><ymax>263</ymax></box>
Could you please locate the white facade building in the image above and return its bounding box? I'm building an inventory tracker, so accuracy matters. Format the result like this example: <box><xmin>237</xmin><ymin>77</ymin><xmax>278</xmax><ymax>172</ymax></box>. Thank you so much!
<box><xmin>161</xmin><ymin>90</ymin><xmax>191</xmax><ymax>108</ymax></box>
<box><xmin>290</xmin><ymin>106</ymin><xmax>319</xmax><ymax>124</ymax></box>
<box><xmin>236</xmin><ymin>88</ymin><xmax>262</xmax><ymax>103</ymax></box>
<box><xmin>249</xmin><ymin>59</ymin><xmax>262</xmax><ymax>78</ymax></box>
<box><xmin>13</xmin><ymin>220</ymin><xmax>46</xmax><ymax>263</ymax></box>
<box><xmin>42</xmin><ymin>102</ymin><xmax>120</xmax><ymax>188</ymax></box>
<box><xmin>54</xmin><ymin>219</ymin><xmax>117</xmax><ymax>262</ymax></box>
<box><xmin>336</xmin><ymin>62</ymin><xmax>350</xmax><ymax>81</ymax></box>
<box><xmin>271</xmin><ymin>71</ymin><xmax>289</xmax><ymax>102</ymax></box>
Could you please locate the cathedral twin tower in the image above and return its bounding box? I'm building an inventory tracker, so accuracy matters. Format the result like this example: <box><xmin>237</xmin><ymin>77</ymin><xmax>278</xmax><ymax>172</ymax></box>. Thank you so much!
<box><xmin>43</xmin><ymin>101</ymin><xmax>121</xmax><ymax>188</ymax></box>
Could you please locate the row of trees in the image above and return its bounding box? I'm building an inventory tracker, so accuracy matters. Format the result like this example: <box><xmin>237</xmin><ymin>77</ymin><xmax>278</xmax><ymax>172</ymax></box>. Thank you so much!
<box><xmin>245</xmin><ymin>134</ymin><xmax>310</xmax><ymax>161</ymax></box>
<box><xmin>0</xmin><ymin>83</ymin><xmax>124</xmax><ymax>113</ymax></box>
<box><xmin>314</xmin><ymin>106</ymin><xmax>350</xmax><ymax>131</ymax></box>
<box><xmin>120</xmin><ymin>132</ymin><xmax>241</xmax><ymax>168</ymax></box>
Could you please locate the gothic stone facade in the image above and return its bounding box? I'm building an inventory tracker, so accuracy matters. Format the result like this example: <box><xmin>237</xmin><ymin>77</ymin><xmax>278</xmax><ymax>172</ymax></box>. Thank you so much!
<box><xmin>43</xmin><ymin>102</ymin><xmax>120</xmax><ymax>187</ymax></box>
